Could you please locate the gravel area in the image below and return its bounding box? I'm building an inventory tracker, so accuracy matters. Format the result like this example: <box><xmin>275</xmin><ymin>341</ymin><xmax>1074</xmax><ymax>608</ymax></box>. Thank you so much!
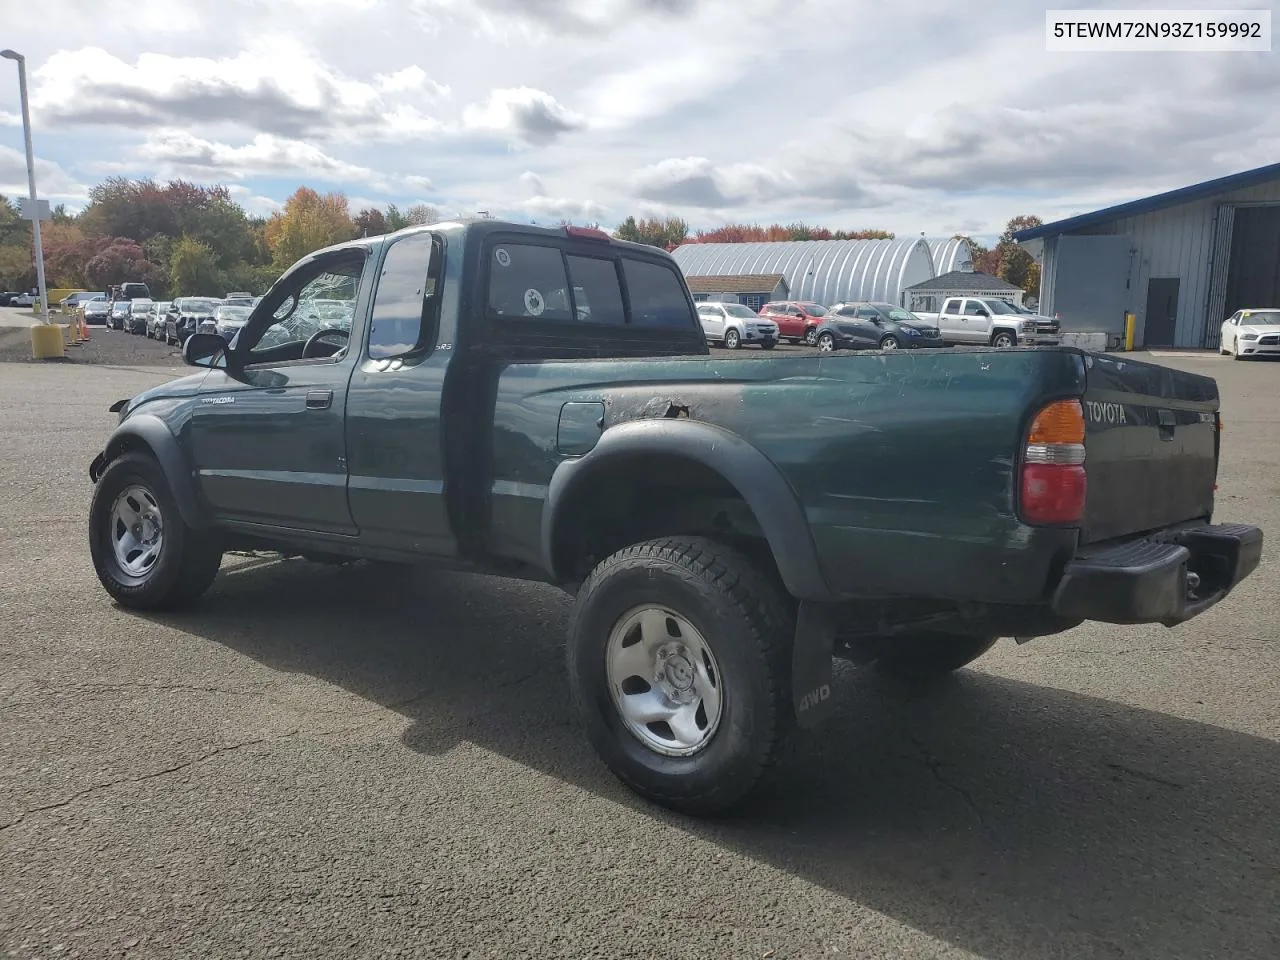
<box><xmin>0</xmin><ymin>317</ymin><xmax>185</xmax><ymax>368</ymax></box>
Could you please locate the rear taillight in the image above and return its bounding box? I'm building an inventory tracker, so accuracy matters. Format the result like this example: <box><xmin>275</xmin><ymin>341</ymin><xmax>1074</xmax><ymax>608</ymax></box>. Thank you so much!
<box><xmin>1020</xmin><ymin>398</ymin><xmax>1086</xmax><ymax>525</ymax></box>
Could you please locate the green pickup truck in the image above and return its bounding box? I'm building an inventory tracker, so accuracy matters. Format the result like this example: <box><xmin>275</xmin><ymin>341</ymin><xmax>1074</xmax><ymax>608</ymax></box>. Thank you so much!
<box><xmin>88</xmin><ymin>220</ymin><xmax>1262</xmax><ymax>814</ymax></box>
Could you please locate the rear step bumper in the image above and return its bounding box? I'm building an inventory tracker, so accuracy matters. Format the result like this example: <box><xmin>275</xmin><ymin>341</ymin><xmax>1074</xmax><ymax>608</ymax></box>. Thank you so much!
<box><xmin>1051</xmin><ymin>523</ymin><xmax>1263</xmax><ymax>626</ymax></box>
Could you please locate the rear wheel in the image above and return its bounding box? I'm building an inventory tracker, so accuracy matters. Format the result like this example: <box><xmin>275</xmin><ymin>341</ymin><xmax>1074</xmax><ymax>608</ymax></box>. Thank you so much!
<box><xmin>760</xmin><ymin>339</ymin><xmax>776</xmax><ymax>350</ymax></box>
<box><xmin>867</xmin><ymin>632</ymin><xmax>997</xmax><ymax>681</ymax></box>
<box><xmin>89</xmin><ymin>453</ymin><xmax>223</xmax><ymax>610</ymax></box>
<box><xmin>567</xmin><ymin>536</ymin><xmax>794</xmax><ymax>815</ymax></box>
<box><xmin>991</xmin><ymin>331</ymin><xmax>1016</xmax><ymax>348</ymax></box>
<box><xmin>724</xmin><ymin>328</ymin><xmax>740</xmax><ymax>349</ymax></box>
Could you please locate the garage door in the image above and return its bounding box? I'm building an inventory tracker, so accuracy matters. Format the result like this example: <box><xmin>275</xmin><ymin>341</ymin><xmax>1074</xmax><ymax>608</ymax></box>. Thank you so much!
<box><xmin>1224</xmin><ymin>206</ymin><xmax>1280</xmax><ymax>318</ymax></box>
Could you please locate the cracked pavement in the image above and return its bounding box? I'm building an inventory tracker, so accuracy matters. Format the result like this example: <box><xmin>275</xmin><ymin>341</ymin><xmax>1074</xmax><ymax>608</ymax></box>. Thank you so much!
<box><xmin>2</xmin><ymin>355</ymin><xmax>1278</xmax><ymax>959</ymax></box>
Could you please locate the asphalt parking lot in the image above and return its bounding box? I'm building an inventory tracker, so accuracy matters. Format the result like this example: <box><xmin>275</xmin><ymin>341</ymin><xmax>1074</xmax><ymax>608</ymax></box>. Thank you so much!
<box><xmin>2</xmin><ymin>349</ymin><xmax>1277</xmax><ymax>959</ymax></box>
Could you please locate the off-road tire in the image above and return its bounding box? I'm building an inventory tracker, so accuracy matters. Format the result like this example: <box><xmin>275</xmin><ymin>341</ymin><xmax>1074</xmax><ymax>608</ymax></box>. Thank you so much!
<box><xmin>567</xmin><ymin>536</ymin><xmax>794</xmax><ymax>816</ymax></box>
<box><xmin>89</xmin><ymin>452</ymin><xmax>223</xmax><ymax>610</ymax></box>
<box><xmin>869</xmin><ymin>632</ymin><xmax>997</xmax><ymax>681</ymax></box>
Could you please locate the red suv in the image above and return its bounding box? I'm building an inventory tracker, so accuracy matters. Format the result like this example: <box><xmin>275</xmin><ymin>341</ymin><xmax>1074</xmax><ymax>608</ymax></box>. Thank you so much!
<box><xmin>758</xmin><ymin>301</ymin><xmax>829</xmax><ymax>344</ymax></box>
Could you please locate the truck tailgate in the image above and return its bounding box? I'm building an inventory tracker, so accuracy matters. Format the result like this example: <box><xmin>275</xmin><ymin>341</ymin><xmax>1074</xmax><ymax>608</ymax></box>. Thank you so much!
<box><xmin>1080</xmin><ymin>353</ymin><xmax>1219</xmax><ymax>544</ymax></box>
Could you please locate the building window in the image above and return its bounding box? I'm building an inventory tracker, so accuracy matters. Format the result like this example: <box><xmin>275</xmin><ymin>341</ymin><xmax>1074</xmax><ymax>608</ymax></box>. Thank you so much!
<box><xmin>742</xmin><ymin>294</ymin><xmax>765</xmax><ymax>311</ymax></box>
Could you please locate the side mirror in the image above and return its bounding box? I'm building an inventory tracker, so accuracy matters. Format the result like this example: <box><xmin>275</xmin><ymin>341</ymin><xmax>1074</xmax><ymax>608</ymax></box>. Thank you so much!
<box><xmin>183</xmin><ymin>332</ymin><xmax>229</xmax><ymax>368</ymax></box>
<box><xmin>977</xmin><ymin>309</ymin><xmax>990</xmax><ymax>318</ymax></box>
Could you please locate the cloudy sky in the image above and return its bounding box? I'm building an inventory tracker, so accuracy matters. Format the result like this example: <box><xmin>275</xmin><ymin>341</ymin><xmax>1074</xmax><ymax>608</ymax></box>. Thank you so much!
<box><xmin>0</xmin><ymin>0</ymin><xmax>1275</xmax><ymax>240</ymax></box>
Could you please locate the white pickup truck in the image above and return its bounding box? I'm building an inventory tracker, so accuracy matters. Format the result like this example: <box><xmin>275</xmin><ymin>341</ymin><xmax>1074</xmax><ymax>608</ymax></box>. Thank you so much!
<box><xmin>914</xmin><ymin>297</ymin><xmax>1060</xmax><ymax>348</ymax></box>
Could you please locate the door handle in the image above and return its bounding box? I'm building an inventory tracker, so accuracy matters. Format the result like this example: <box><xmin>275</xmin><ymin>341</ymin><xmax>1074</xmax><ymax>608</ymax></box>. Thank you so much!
<box><xmin>306</xmin><ymin>389</ymin><xmax>333</xmax><ymax>410</ymax></box>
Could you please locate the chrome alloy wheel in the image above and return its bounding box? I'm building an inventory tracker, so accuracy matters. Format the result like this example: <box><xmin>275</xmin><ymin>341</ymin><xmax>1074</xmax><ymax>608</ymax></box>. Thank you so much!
<box><xmin>606</xmin><ymin>605</ymin><xmax>724</xmax><ymax>756</ymax></box>
<box><xmin>110</xmin><ymin>484</ymin><xmax>164</xmax><ymax>578</ymax></box>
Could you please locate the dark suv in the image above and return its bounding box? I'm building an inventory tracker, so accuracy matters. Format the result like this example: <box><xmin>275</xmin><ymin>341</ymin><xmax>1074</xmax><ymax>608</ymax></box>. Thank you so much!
<box><xmin>165</xmin><ymin>297</ymin><xmax>219</xmax><ymax>345</ymax></box>
<box><xmin>813</xmin><ymin>301</ymin><xmax>947</xmax><ymax>352</ymax></box>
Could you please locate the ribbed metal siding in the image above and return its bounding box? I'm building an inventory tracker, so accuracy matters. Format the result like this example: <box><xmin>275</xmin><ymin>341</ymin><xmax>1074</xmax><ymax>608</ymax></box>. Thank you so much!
<box><xmin>671</xmin><ymin>238</ymin><xmax>935</xmax><ymax>307</ymax></box>
<box><xmin>1104</xmin><ymin>178</ymin><xmax>1280</xmax><ymax>347</ymax></box>
<box><xmin>1202</xmin><ymin>204</ymin><xmax>1235</xmax><ymax>349</ymax></box>
<box><xmin>928</xmin><ymin>237</ymin><xmax>975</xmax><ymax>274</ymax></box>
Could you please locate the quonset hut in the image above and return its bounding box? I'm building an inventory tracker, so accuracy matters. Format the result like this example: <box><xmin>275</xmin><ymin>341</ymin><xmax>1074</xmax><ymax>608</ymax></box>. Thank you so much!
<box><xmin>671</xmin><ymin>237</ymin><xmax>935</xmax><ymax>308</ymax></box>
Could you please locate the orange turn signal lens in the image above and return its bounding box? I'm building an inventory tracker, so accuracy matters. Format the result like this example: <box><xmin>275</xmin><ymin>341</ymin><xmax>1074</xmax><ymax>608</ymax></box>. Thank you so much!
<box><xmin>1028</xmin><ymin>399</ymin><xmax>1085</xmax><ymax>445</ymax></box>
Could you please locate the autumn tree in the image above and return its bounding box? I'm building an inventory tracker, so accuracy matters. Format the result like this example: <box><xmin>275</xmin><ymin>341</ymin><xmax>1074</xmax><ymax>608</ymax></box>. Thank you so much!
<box><xmin>263</xmin><ymin>187</ymin><xmax>356</xmax><ymax>268</ymax></box>
<box><xmin>691</xmin><ymin>222</ymin><xmax>894</xmax><ymax>243</ymax></box>
<box><xmin>405</xmin><ymin>204</ymin><xmax>438</xmax><ymax>225</ymax></box>
<box><xmin>995</xmin><ymin>215</ymin><xmax>1043</xmax><ymax>293</ymax></box>
<box><xmin>354</xmin><ymin>207</ymin><xmax>389</xmax><ymax>237</ymax></box>
<box><xmin>0</xmin><ymin>244</ymin><xmax>33</xmax><ymax>289</ymax></box>
<box><xmin>170</xmin><ymin>236</ymin><xmax>223</xmax><ymax>296</ymax></box>
<box><xmin>83</xmin><ymin>239</ymin><xmax>165</xmax><ymax>292</ymax></box>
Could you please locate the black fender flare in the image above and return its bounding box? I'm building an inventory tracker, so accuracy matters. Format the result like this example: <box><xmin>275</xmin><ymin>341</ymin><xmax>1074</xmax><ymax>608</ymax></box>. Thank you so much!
<box><xmin>541</xmin><ymin>418</ymin><xmax>833</xmax><ymax>601</ymax></box>
<box><xmin>89</xmin><ymin>414</ymin><xmax>213</xmax><ymax>530</ymax></box>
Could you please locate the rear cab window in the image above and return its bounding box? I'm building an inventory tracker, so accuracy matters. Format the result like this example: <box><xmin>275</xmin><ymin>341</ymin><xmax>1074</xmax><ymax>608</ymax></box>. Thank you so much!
<box><xmin>482</xmin><ymin>234</ymin><xmax>701</xmax><ymax>351</ymax></box>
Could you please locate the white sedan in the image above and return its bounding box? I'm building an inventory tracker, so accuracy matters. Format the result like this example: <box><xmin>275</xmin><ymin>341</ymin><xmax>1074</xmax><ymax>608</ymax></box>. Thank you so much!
<box><xmin>1220</xmin><ymin>308</ymin><xmax>1280</xmax><ymax>360</ymax></box>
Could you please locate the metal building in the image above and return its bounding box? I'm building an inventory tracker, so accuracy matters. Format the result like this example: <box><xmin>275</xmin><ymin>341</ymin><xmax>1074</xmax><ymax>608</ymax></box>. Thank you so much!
<box><xmin>927</xmin><ymin>236</ymin><xmax>976</xmax><ymax>275</ymax></box>
<box><xmin>671</xmin><ymin>237</ymin><xmax>935</xmax><ymax>308</ymax></box>
<box><xmin>1014</xmin><ymin>162</ymin><xmax>1280</xmax><ymax>349</ymax></box>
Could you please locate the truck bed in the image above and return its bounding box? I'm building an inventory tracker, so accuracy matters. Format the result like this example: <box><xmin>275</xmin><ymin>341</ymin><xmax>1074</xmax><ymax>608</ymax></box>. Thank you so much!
<box><xmin>484</xmin><ymin>346</ymin><xmax>1223</xmax><ymax>607</ymax></box>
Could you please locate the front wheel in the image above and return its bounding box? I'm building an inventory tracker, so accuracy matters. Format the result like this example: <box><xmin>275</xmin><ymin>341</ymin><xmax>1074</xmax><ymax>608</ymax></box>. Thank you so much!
<box><xmin>879</xmin><ymin>335</ymin><xmax>900</xmax><ymax>351</ymax></box>
<box><xmin>759</xmin><ymin>339</ymin><xmax>776</xmax><ymax>350</ymax></box>
<box><xmin>991</xmin><ymin>331</ymin><xmax>1016</xmax><ymax>348</ymax></box>
<box><xmin>724</xmin><ymin>328</ymin><xmax>740</xmax><ymax>349</ymax></box>
<box><xmin>866</xmin><ymin>632</ymin><xmax>997</xmax><ymax>682</ymax></box>
<box><xmin>89</xmin><ymin>453</ymin><xmax>223</xmax><ymax>610</ymax></box>
<box><xmin>567</xmin><ymin>536</ymin><xmax>794</xmax><ymax>815</ymax></box>
<box><xmin>804</xmin><ymin>327</ymin><xmax>819</xmax><ymax>346</ymax></box>
<box><xmin>817</xmin><ymin>332</ymin><xmax>836</xmax><ymax>352</ymax></box>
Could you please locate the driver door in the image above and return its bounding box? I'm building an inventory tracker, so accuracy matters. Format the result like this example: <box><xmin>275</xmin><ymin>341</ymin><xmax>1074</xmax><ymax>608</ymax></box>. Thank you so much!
<box><xmin>187</xmin><ymin>252</ymin><xmax>371</xmax><ymax>535</ymax></box>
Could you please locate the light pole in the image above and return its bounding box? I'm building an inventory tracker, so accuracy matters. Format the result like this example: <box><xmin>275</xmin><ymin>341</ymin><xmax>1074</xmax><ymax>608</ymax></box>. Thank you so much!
<box><xmin>2</xmin><ymin>49</ymin><xmax>49</xmax><ymax>324</ymax></box>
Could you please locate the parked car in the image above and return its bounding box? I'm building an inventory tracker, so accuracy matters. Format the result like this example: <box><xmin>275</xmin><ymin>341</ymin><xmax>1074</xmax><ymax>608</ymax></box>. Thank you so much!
<box><xmin>758</xmin><ymin>300</ymin><xmax>829</xmax><ymax>344</ymax></box>
<box><xmin>695</xmin><ymin>301</ymin><xmax>778</xmax><ymax>349</ymax></box>
<box><xmin>11</xmin><ymin>291</ymin><xmax>37</xmax><ymax>307</ymax></box>
<box><xmin>221</xmin><ymin>291</ymin><xmax>255</xmax><ymax>306</ymax></box>
<box><xmin>108</xmin><ymin>300</ymin><xmax>132</xmax><ymax>330</ymax></box>
<box><xmin>913</xmin><ymin>297</ymin><xmax>1060</xmax><ymax>347</ymax></box>
<box><xmin>165</xmin><ymin>297</ymin><xmax>219</xmax><ymax>345</ymax></box>
<box><xmin>1220</xmin><ymin>308</ymin><xmax>1280</xmax><ymax>359</ymax></box>
<box><xmin>207</xmin><ymin>303</ymin><xmax>252</xmax><ymax>342</ymax></box>
<box><xmin>87</xmin><ymin>219</ymin><xmax>1262</xmax><ymax>817</ymax></box>
<box><xmin>126</xmin><ymin>299</ymin><xmax>154</xmax><ymax>334</ymax></box>
<box><xmin>816</xmin><ymin>301</ymin><xmax>947</xmax><ymax>351</ymax></box>
<box><xmin>83</xmin><ymin>298</ymin><xmax>111</xmax><ymax>325</ymax></box>
<box><xmin>61</xmin><ymin>291</ymin><xmax>107</xmax><ymax>313</ymax></box>
<box><xmin>147</xmin><ymin>301</ymin><xmax>172</xmax><ymax>339</ymax></box>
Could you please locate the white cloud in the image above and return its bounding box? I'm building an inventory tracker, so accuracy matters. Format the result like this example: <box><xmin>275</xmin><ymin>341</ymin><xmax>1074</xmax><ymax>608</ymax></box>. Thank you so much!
<box><xmin>0</xmin><ymin>146</ymin><xmax>89</xmax><ymax>202</ymax></box>
<box><xmin>28</xmin><ymin>45</ymin><xmax>447</xmax><ymax>143</ymax></box>
<box><xmin>461</xmin><ymin>88</ymin><xmax>586</xmax><ymax>145</ymax></box>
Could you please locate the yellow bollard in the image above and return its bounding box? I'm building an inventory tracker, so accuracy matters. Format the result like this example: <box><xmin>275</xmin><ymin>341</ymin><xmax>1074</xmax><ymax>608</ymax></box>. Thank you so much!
<box><xmin>30</xmin><ymin>323</ymin><xmax>67</xmax><ymax>359</ymax></box>
<box><xmin>1124</xmin><ymin>312</ymin><xmax>1136</xmax><ymax>351</ymax></box>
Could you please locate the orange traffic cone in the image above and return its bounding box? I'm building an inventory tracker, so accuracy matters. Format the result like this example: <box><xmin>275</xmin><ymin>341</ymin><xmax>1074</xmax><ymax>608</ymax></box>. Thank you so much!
<box><xmin>80</xmin><ymin>313</ymin><xmax>89</xmax><ymax>342</ymax></box>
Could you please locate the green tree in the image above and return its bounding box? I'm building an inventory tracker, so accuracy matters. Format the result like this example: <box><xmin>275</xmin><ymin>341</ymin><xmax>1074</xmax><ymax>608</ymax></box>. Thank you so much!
<box><xmin>0</xmin><ymin>195</ymin><xmax>25</xmax><ymax>246</ymax></box>
<box><xmin>169</xmin><ymin>236</ymin><xmax>223</xmax><ymax>296</ymax></box>
<box><xmin>264</xmin><ymin>187</ymin><xmax>356</xmax><ymax>268</ymax></box>
<box><xmin>0</xmin><ymin>244</ymin><xmax>33</xmax><ymax>289</ymax></box>
<box><xmin>612</xmin><ymin>215</ymin><xmax>688</xmax><ymax>249</ymax></box>
<box><xmin>384</xmin><ymin>204</ymin><xmax>410</xmax><ymax>232</ymax></box>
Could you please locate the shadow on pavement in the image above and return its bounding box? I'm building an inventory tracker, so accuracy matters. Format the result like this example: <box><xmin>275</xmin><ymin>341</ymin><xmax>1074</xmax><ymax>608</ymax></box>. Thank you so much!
<box><xmin>146</xmin><ymin>558</ymin><xmax>1280</xmax><ymax>960</ymax></box>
